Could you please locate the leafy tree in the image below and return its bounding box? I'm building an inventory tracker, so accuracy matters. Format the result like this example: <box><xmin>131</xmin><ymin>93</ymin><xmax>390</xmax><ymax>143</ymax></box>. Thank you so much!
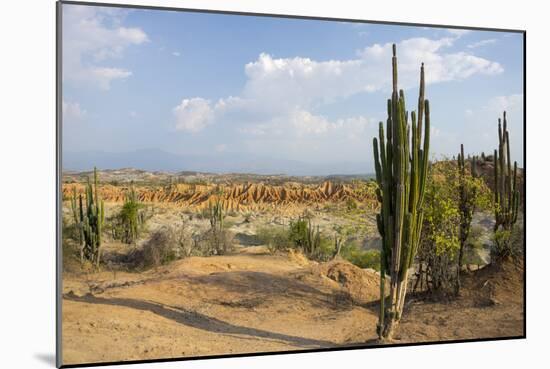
<box><xmin>416</xmin><ymin>159</ymin><xmax>491</xmax><ymax>296</ymax></box>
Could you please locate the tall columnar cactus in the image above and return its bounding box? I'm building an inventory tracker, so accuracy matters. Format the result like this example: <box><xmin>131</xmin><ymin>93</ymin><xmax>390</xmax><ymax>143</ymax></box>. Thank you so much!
<box><xmin>493</xmin><ymin>111</ymin><xmax>520</xmax><ymax>256</ymax></box>
<box><xmin>373</xmin><ymin>44</ymin><xmax>430</xmax><ymax>341</ymax></box>
<box><xmin>456</xmin><ymin>145</ymin><xmax>479</xmax><ymax>294</ymax></box>
<box><xmin>71</xmin><ymin>167</ymin><xmax>105</xmax><ymax>267</ymax></box>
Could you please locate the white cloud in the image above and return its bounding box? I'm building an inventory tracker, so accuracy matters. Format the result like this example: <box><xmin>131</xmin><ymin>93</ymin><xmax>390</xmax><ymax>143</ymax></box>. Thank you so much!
<box><xmin>62</xmin><ymin>100</ymin><xmax>86</xmax><ymax>121</ymax></box>
<box><xmin>487</xmin><ymin>94</ymin><xmax>523</xmax><ymax>113</ymax></box>
<box><xmin>215</xmin><ymin>144</ymin><xmax>227</xmax><ymax>152</ymax></box>
<box><xmin>431</xmin><ymin>126</ymin><xmax>441</xmax><ymax>138</ymax></box>
<box><xmin>237</xmin><ymin>36</ymin><xmax>502</xmax><ymax>114</ymax></box>
<box><xmin>63</xmin><ymin>5</ymin><xmax>149</xmax><ymax>90</ymax></box>
<box><xmin>467</xmin><ymin>39</ymin><xmax>497</xmax><ymax>49</ymax></box>
<box><xmin>447</xmin><ymin>29</ymin><xmax>471</xmax><ymax>37</ymax></box>
<box><xmin>172</xmin><ymin>51</ymin><xmax>181</xmax><ymax>57</ymax></box>
<box><xmin>90</xmin><ymin>67</ymin><xmax>133</xmax><ymax>90</ymax></box>
<box><xmin>238</xmin><ymin>108</ymin><xmax>375</xmax><ymax>141</ymax></box>
<box><xmin>173</xmin><ymin>98</ymin><xmax>214</xmax><ymax>132</ymax></box>
<box><xmin>357</xmin><ymin>38</ymin><xmax>502</xmax><ymax>86</ymax></box>
<box><xmin>173</xmin><ymin>35</ymin><xmax>503</xmax><ymax>138</ymax></box>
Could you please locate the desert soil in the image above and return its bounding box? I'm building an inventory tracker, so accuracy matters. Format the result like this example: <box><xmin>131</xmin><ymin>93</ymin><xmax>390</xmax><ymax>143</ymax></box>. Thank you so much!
<box><xmin>61</xmin><ymin>246</ymin><xmax>524</xmax><ymax>365</ymax></box>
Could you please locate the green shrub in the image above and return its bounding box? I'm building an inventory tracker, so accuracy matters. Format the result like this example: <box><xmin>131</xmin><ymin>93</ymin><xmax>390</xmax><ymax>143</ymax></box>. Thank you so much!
<box><xmin>288</xmin><ymin>219</ymin><xmax>309</xmax><ymax>249</ymax></box>
<box><xmin>260</xmin><ymin>219</ymin><xmax>335</xmax><ymax>261</ymax></box>
<box><xmin>341</xmin><ymin>242</ymin><xmax>381</xmax><ymax>271</ymax></box>
<box><xmin>309</xmin><ymin>237</ymin><xmax>335</xmax><ymax>262</ymax></box>
<box><xmin>346</xmin><ymin>198</ymin><xmax>358</xmax><ymax>211</ymax></box>
<box><xmin>257</xmin><ymin>226</ymin><xmax>292</xmax><ymax>252</ymax></box>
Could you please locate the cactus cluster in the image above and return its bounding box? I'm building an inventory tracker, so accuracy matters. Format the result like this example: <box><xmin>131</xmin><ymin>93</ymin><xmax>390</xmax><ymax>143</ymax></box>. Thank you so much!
<box><xmin>305</xmin><ymin>219</ymin><xmax>321</xmax><ymax>256</ymax></box>
<box><xmin>288</xmin><ymin>217</ymin><xmax>322</xmax><ymax>258</ymax></box>
<box><xmin>492</xmin><ymin>111</ymin><xmax>520</xmax><ymax>257</ymax></box>
<box><xmin>205</xmin><ymin>189</ymin><xmax>233</xmax><ymax>255</ymax></box>
<box><xmin>372</xmin><ymin>44</ymin><xmax>430</xmax><ymax>340</ymax></box>
<box><xmin>70</xmin><ymin>167</ymin><xmax>104</xmax><ymax>267</ymax></box>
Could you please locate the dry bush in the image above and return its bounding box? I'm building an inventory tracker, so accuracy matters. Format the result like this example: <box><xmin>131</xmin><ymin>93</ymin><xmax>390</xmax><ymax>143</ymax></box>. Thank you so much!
<box><xmin>129</xmin><ymin>225</ymin><xmax>193</xmax><ymax>269</ymax></box>
<box><xmin>195</xmin><ymin>228</ymin><xmax>234</xmax><ymax>256</ymax></box>
<box><xmin>140</xmin><ymin>229</ymin><xmax>175</xmax><ymax>268</ymax></box>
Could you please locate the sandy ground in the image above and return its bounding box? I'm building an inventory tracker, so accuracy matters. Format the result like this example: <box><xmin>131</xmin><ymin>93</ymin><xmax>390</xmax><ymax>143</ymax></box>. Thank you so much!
<box><xmin>61</xmin><ymin>246</ymin><xmax>524</xmax><ymax>366</ymax></box>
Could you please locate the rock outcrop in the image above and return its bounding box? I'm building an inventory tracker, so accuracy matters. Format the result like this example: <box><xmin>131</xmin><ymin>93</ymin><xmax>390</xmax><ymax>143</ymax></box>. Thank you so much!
<box><xmin>62</xmin><ymin>181</ymin><xmax>378</xmax><ymax>212</ymax></box>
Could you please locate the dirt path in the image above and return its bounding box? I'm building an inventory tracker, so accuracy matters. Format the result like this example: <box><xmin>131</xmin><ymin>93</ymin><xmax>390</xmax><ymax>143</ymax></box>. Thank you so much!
<box><xmin>61</xmin><ymin>247</ymin><xmax>523</xmax><ymax>365</ymax></box>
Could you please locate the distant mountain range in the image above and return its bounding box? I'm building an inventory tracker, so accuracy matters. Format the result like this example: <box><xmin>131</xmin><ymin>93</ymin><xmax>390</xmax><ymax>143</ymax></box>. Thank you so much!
<box><xmin>63</xmin><ymin>149</ymin><xmax>373</xmax><ymax>176</ymax></box>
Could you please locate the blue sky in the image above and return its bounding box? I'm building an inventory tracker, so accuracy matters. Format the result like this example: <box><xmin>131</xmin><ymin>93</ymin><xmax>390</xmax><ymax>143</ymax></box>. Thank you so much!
<box><xmin>62</xmin><ymin>3</ymin><xmax>524</xmax><ymax>174</ymax></box>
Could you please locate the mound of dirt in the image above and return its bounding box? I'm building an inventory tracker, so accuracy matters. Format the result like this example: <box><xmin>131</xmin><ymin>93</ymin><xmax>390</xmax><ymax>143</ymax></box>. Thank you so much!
<box><xmin>464</xmin><ymin>259</ymin><xmax>524</xmax><ymax>306</ymax></box>
<box><xmin>299</xmin><ymin>260</ymin><xmax>381</xmax><ymax>305</ymax></box>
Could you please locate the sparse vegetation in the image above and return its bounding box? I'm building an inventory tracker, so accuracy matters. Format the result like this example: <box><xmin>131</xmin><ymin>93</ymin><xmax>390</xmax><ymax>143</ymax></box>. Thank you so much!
<box><xmin>257</xmin><ymin>226</ymin><xmax>292</xmax><ymax>253</ymax></box>
<box><xmin>340</xmin><ymin>242</ymin><xmax>381</xmax><ymax>271</ymax></box>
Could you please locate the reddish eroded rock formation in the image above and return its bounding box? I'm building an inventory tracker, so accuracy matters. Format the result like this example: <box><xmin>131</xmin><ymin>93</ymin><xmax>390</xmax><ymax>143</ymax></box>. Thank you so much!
<box><xmin>62</xmin><ymin>181</ymin><xmax>378</xmax><ymax>212</ymax></box>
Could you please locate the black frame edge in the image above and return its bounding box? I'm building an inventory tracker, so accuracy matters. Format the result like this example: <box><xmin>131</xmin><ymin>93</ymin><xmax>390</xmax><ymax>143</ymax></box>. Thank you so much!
<box><xmin>58</xmin><ymin>0</ymin><xmax>526</xmax><ymax>34</ymax></box>
<box><xmin>56</xmin><ymin>1</ymin><xmax>63</xmax><ymax>368</ymax></box>
<box><xmin>59</xmin><ymin>335</ymin><xmax>526</xmax><ymax>368</ymax></box>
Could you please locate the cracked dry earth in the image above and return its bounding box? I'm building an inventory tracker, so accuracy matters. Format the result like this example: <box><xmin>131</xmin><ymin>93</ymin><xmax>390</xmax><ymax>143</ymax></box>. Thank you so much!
<box><xmin>61</xmin><ymin>246</ymin><xmax>524</xmax><ymax>365</ymax></box>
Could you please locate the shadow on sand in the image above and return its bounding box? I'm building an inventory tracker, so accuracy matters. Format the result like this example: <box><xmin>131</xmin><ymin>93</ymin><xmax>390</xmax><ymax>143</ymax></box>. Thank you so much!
<box><xmin>64</xmin><ymin>292</ymin><xmax>337</xmax><ymax>349</ymax></box>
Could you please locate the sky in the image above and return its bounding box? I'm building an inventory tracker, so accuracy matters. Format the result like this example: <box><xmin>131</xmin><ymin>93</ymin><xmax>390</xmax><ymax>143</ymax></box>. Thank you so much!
<box><xmin>62</xmin><ymin>3</ymin><xmax>524</xmax><ymax>175</ymax></box>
